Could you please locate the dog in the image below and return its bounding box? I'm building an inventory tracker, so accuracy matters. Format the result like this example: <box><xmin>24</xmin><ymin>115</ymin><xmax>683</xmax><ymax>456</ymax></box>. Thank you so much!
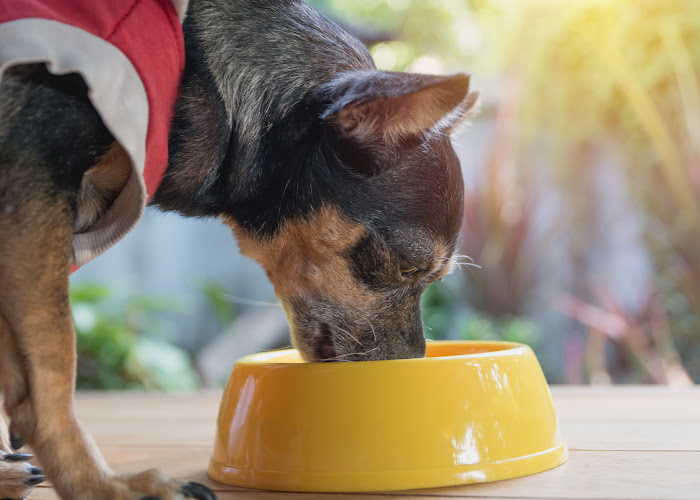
<box><xmin>0</xmin><ymin>0</ymin><xmax>477</xmax><ymax>498</ymax></box>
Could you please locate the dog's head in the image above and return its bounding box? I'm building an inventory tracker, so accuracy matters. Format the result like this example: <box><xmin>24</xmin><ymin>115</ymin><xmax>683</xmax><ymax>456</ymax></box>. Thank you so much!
<box><xmin>224</xmin><ymin>70</ymin><xmax>476</xmax><ymax>362</ymax></box>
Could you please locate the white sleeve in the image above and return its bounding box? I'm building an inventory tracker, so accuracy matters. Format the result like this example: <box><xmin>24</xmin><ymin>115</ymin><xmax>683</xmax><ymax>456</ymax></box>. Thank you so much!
<box><xmin>0</xmin><ymin>18</ymin><xmax>150</xmax><ymax>266</ymax></box>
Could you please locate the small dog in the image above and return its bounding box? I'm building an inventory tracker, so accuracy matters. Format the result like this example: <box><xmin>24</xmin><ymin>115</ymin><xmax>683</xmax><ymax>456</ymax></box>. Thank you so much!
<box><xmin>0</xmin><ymin>0</ymin><xmax>476</xmax><ymax>498</ymax></box>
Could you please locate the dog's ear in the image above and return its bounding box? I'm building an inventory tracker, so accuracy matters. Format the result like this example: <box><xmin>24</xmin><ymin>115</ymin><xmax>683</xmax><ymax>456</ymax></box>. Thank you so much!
<box><xmin>317</xmin><ymin>70</ymin><xmax>478</xmax><ymax>142</ymax></box>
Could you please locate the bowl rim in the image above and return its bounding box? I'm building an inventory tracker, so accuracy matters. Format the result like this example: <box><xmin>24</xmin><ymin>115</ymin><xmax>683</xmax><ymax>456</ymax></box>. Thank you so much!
<box><xmin>234</xmin><ymin>340</ymin><xmax>530</xmax><ymax>368</ymax></box>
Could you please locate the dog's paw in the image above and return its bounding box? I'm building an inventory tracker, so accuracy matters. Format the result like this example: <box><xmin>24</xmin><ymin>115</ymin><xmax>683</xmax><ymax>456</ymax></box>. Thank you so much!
<box><xmin>178</xmin><ymin>482</ymin><xmax>217</xmax><ymax>500</ymax></box>
<box><xmin>138</xmin><ymin>482</ymin><xmax>215</xmax><ymax>500</ymax></box>
<box><xmin>114</xmin><ymin>469</ymin><xmax>216</xmax><ymax>500</ymax></box>
<box><xmin>0</xmin><ymin>452</ymin><xmax>45</xmax><ymax>500</ymax></box>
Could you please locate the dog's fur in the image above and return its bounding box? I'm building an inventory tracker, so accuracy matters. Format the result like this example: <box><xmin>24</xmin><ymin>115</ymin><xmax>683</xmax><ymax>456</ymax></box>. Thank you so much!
<box><xmin>0</xmin><ymin>0</ymin><xmax>475</xmax><ymax>498</ymax></box>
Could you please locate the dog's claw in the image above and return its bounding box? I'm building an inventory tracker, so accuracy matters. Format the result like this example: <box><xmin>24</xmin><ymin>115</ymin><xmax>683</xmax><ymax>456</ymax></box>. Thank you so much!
<box><xmin>2</xmin><ymin>453</ymin><xmax>32</xmax><ymax>462</ymax></box>
<box><xmin>24</xmin><ymin>475</ymin><xmax>44</xmax><ymax>486</ymax></box>
<box><xmin>9</xmin><ymin>433</ymin><xmax>23</xmax><ymax>450</ymax></box>
<box><xmin>181</xmin><ymin>482</ymin><xmax>216</xmax><ymax>500</ymax></box>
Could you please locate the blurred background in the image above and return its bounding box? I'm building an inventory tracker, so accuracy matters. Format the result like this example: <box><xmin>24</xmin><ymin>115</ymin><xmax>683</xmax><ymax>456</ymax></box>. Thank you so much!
<box><xmin>71</xmin><ymin>0</ymin><xmax>700</xmax><ymax>389</ymax></box>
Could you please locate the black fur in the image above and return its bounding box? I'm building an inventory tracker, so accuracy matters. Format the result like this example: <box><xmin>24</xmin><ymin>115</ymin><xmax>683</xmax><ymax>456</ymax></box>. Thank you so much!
<box><xmin>0</xmin><ymin>65</ymin><xmax>113</xmax><ymax>198</ymax></box>
<box><xmin>153</xmin><ymin>0</ymin><xmax>374</xmax><ymax>224</ymax></box>
<box><xmin>156</xmin><ymin>0</ymin><xmax>464</xmax><ymax>241</ymax></box>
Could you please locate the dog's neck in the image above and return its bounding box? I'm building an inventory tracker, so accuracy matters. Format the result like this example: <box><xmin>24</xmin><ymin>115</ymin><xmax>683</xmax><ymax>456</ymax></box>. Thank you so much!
<box><xmin>153</xmin><ymin>0</ymin><xmax>373</xmax><ymax>217</ymax></box>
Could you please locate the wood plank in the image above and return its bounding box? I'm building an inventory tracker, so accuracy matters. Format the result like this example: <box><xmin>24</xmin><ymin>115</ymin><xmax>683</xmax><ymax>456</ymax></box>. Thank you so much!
<box><xmin>407</xmin><ymin>450</ymin><xmax>700</xmax><ymax>499</ymax></box>
<box><xmin>81</xmin><ymin>419</ymin><xmax>216</xmax><ymax>446</ymax></box>
<box><xmin>73</xmin><ymin>391</ymin><xmax>700</xmax><ymax>451</ymax></box>
<box><xmin>551</xmin><ymin>388</ymin><xmax>700</xmax><ymax>421</ymax></box>
<box><xmin>73</xmin><ymin>388</ymin><xmax>700</xmax><ymax>422</ymax></box>
<box><xmin>73</xmin><ymin>391</ymin><xmax>222</xmax><ymax>420</ymax></box>
<box><xmin>550</xmin><ymin>386</ymin><xmax>700</xmax><ymax>396</ymax></box>
<box><xmin>30</xmin><ymin>491</ymin><xmax>503</xmax><ymax>500</ymax></box>
<box><xmin>29</xmin><ymin>448</ymin><xmax>700</xmax><ymax>500</ymax></box>
<box><xmin>560</xmin><ymin>420</ymin><xmax>700</xmax><ymax>451</ymax></box>
<box><xmin>76</xmin><ymin>417</ymin><xmax>700</xmax><ymax>451</ymax></box>
<box><xmin>22</xmin><ymin>389</ymin><xmax>694</xmax><ymax>500</ymax></box>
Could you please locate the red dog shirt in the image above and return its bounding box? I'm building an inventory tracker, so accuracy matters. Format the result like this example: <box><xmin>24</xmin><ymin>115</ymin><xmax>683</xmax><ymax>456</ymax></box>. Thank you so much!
<box><xmin>0</xmin><ymin>0</ymin><xmax>186</xmax><ymax>266</ymax></box>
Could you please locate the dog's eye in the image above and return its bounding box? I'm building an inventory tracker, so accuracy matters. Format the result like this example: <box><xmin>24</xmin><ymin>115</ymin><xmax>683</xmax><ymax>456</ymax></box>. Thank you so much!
<box><xmin>400</xmin><ymin>266</ymin><xmax>420</xmax><ymax>278</ymax></box>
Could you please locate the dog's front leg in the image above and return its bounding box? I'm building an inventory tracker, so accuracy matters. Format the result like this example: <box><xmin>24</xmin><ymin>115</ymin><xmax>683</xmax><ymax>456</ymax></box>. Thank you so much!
<box><xmin>0</xmin><ymin>192</ymin><xmax>214</xmax><ymax>500</ymax></box>
<box><xmin>0</xmin><ymin>309</ymin><xmax>44</xmax><ymax>500</ymax></box>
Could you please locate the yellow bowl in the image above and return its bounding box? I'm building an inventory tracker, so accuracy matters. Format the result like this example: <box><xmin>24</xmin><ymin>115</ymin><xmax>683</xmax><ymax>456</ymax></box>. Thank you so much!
<box><xmin>208</xmin><ymin>341</ymin><xmax>567</xmax><ymax>492</ymax></box>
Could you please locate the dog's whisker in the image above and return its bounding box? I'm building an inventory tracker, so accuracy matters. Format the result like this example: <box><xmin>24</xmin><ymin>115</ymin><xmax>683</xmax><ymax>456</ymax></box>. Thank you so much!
<box><xmin>333</xmin><ymin>324</ymin><xmax>361</xmax><ymax>345</ymax></box>
<box><xmin>223</xmin><ymin>294</ymin><xmax>282</xmax><ymax>307</ymax></box>
<box><xmin>366</xmin><ymin>317</ymin><xmax>378</xmax><ymax>343</ymax></box>
<box><xmin>454</xmin><ymin>261</ymin><xmax>482</xmax><ymax>270</ymax></box>
<box><xmin>324</xmin><ymin>346</ymin><xmax>379</xmax><ymax>361</ymax></box>
<box><xmin>445</xmin><ymin>254</ymin><xmax>477</xmax><ymax>265</ymax></box>
<box><xmin>452</xmin><ymin>253</ymin><xmax>476</xmax><ymax>263</ymax></box>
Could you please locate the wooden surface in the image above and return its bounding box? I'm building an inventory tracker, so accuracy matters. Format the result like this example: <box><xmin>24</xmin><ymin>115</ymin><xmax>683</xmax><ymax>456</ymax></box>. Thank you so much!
<box><xmin>31</xmin><ymin>387</ymin><xmax>700</xmax><ymax>499</ymax></box>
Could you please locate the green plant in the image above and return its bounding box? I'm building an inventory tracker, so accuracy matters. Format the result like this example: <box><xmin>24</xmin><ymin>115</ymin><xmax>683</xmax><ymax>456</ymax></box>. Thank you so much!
<box><xmin>458</xmin><ymin>314</ymin><xmax>540</xmax><ymax>345</ymax></box>
<box><xmin>421</xmin><ymin>278</ymin><xmax>541</xmax><ymax>349</ymax></box>
<box><xmin>421</xmin><ymin>281</ymin><xmax>460</xmax><ymax>340</ymax></box>
<box><xmin>71</xmin><ymin>283</ymin><xmax>199</xmax><ymax>391</ymax></box>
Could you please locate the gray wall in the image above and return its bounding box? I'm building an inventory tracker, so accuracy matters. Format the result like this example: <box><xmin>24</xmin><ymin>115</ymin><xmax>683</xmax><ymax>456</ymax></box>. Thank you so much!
<box><xmin>71</xmin><ymin>209</ymin><xmax>276</xmax><ymax>351</ymax></box>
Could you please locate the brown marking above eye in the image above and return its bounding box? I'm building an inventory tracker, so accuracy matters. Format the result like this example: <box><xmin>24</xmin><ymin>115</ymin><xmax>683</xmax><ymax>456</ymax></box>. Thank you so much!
<box><xmin>400</xmin><ymin>266</ymin><xmax>420</xmax><ymax>277</ymax></box>
<box><xmin>223</xmin><ymin>206</ymin><xmax>374</xmax><ymax>306</ymax></box>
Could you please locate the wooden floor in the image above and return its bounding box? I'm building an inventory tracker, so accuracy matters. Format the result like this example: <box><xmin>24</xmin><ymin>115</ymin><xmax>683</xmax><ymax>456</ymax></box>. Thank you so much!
<box><xmin>31</xmin><ymin>387</ymin><xmax>699</xmax><ymax>500</ymax></box>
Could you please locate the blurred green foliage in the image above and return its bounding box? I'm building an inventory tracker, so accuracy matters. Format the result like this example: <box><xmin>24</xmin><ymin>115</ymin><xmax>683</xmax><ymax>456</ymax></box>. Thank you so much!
<box><xmin>309</xmin><ymin>0</ymin><xmax>477</xmax><ymax>72</ymax></box>
<box><xmin>422</xmin><ymin>282</ymin><xmax>540</xmax><ymax>346</ymax></box>
<box><xmin>201</xmin><ymin>281</ymin><xmax>236</xmax><ymax>326</ymax></box>
<box><xmin>71</xmin><ymin>283</ymin><xmax>198</xmax><ymax>391</ymax></box>
<box><xmin>421</xmin><ymin>282</ymin><xmax>458</xmax><ymax>340</ymax></box>
<box><xmin>458</xmin><ymin>315</ymin><xmax>539</xmax><ymax>345</ymax></box>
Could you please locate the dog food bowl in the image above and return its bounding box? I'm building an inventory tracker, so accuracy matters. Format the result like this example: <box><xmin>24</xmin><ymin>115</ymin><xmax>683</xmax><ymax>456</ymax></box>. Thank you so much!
<box><xmin>208</xmin><ymin>341</ymin><xmax>567</xmax><ymax>492</ymax></box>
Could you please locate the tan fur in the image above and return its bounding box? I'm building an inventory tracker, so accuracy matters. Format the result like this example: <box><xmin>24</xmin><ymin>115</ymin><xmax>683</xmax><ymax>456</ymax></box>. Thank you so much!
<box><xmin>75</xmin><ymin>142</ymin><xmax>131</xmax><ymax>233</ymax></box>
<box><xmin>336</xmin><ymin>87</ymin><xmax>478</xmax><ymax>143</ymax></box>
<box><xmin>225</xmin><ymin>205</ymin><xmax>370</xmax><ymax>306</ymax></box>
<box><xmin>0</xmin><ymin>411</ymin><xmax>9</xmax><ymax>452</ymax></box>
<box><xmin>0</xmin><ymin>156</ymin><xmax>205</xmax><ymax>499</ymax></box>
<box><xmin>433</xmin><ymin>239</ymin><xmax>455</xmax><ymax>279</ymax></box>
<box><xmin>225</xmin><ymin>206</ymin><xmax>458</xmax><ymax>360</ymax></box>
